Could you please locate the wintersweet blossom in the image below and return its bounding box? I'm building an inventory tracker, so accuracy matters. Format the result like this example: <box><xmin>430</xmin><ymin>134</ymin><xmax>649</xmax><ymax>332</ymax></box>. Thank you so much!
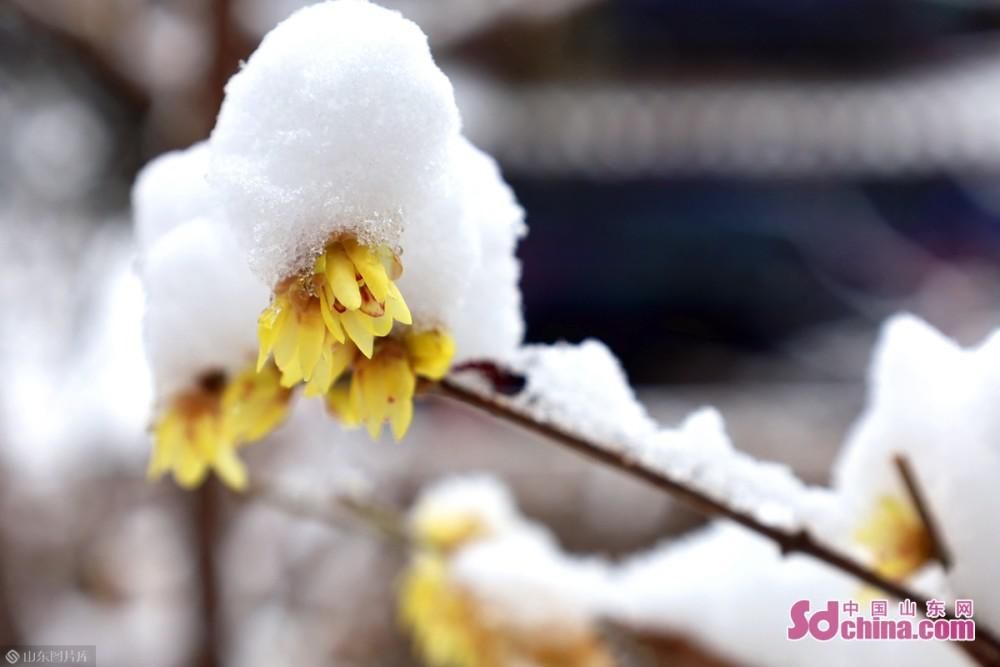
<box><xmin>208</xmin><ymin>1</ymin><xmax>525</xmax><ymax>440</ymax></box>
<box><xmin>255</xmin><ymin>238</ymin><xmax>412</xmax><ymax>386</ymax></box>
<box><xmin>400</xmin><ymin>476</ymin><xmax>614</xmax><ymax>667</ymax></box>
<box><xmin>138</xmin><ymin>216</ymin><xmax>293</xmax><ymax>490</ymax></box>
<box><xmin>325</xmin><ymin>329</ymin><xmax>454</xmax><ymax>440</ymax></box>
<box><xmin>833</xmin><ymin>315</ymin><xmax>1000</xmax><ymax>626</ymax></box>
<box><xmin>147</xmin><ymin>362</ymin><xmax>290</xmax><ymax>489</ymax></box>
<box><xmin>854</xmin><ymin>495</ymin><xmax>934</xmax><ymax>581</ymax></box>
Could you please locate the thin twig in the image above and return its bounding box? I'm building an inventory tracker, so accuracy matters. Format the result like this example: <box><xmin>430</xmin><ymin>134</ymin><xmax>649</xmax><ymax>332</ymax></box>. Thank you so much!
<box><xmin>893</xmin><ymin>453</ymin><xmax>952</xmax><ymax>570</ymax></box>
<box><xmin>435</xmin><ymin>378</ymin><xmax>1000</xmax><ymax>666</ymax></box>
<box><xmin>240</xmin><ymin>481</ymin><xmax>408</xmax><ymax>547</ymax></box>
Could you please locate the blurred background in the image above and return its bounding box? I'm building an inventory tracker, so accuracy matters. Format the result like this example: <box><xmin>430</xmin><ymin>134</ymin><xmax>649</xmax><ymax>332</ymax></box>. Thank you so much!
<box><xmin>3</xmin><ymin>0</ymin><xmax>1000</xmax><ymax>665</ymax></box>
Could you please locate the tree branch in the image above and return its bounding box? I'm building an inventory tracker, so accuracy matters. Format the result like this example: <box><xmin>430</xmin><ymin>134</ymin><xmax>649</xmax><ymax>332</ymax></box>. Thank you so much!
<box><xmin>435</xmin><ymin>378</ymin><xmax>1000</xmax><ymax>666</ymax></box>
<box><xmin>893</xmin><ymin>453</ymin><xmax>952</xmax><ymax>570</ymax></box>
<box><xmin>195</xmin><ymin>481</ymin><xmax>219</xmax><ymax>667</ymax></box>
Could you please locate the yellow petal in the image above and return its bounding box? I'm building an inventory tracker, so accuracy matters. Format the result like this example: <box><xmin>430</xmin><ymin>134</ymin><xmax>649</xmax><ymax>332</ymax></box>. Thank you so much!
<box><xmin>148</xmin><ymin>413</ymin><xmax>182</xmax><ymax>479</ymax></box>
<box><xmin>386</xmin><ymin>283</ymin><xmax>412</xmax><ymax>325</ymax></box>
<box><xmin>359</xmin><ymin>361</ymin><xmax>396</xmax><ymax>439</ymax></box>
<box><xmin>297</xmin><ymin>304</ymin><xmax>326</xmax><ymax>380</ymax></box>
<box><xmin>326</xmin><ymin>381</ymin><xmax>361</xmax><ymax>427</ymax></box>
<box><xmin>386</xmin><ymin>355</ymin><xmax>417</xmax><ymax>401</ymax></box>
<box><xmin>272</xmin><ymin>310</ymin><xmax>300</xmax><ymax>371</ymax></box>
<box><xmin>213</xmin><ymin>446</ymin><xmax>248</xmax><ymax>491</ymax></box>
<box><xmin>304</xmin><ymin>345</ymin><xmax>335</xmax><ymax>397</ymax></box>
<box><xmin>319</xmin><ymin>288</ymin><xmax>346</xmax><ymax>343</ymax></box>
<box><xmin>369</xmin><ymin>313</ymin><xmax>394</xmax><ymax>337</ymax></box>
<box><xmin>330</xmin><ymin>343</ymin><xmax>356</xmax><ymax>384</ymax></box>
<box><xmin>389</xmin><ymin>398</ymin><xmax>413</xmax><ymax>441</ymax></box>
<box><xmin>244</xmin><ymin>402</ymin><xmax>289</xmax><ymax>442</ymax></box>
<box><xmin>364</xmin><ymin>415</ymin><xmax>382</xmax><ymax>440</ymax></box>
<box><xmin>280</xmin><ymin>359</ymin><xmax>302</xmax><ymax>388</ymax></box>
<box><xmin>326</xmin><ymin>245</ymin><xmax>362</xmax><ymax>310</ymax></box>
<box><xmin>400</xmin><ymin>553</ymin><xmax>490</xmax><ymax>667</ymax></box>
<box><xmin>344</xmin><ymin>240</ymin><xmax>390</xmax><ymax>301</ymax></box>
<box><xmin>256</xmin><ymin>300</ymin><xmax>287</xmax><ymax>371</ymax></box>
<box><xmin>176</xmin><ymin>428</ymin><xmax>209</xmax><ymax>488</ymax></box>
<box><xmin>341</xmin><ymin>310</ymin><xmax>374</xmax><ymax>358</ymax></box>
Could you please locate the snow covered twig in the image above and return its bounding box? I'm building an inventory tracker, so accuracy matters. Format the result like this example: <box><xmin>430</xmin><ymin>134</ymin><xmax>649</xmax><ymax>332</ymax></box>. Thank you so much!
<box><xmin>433</xmin><ymin>377</ymin><xmax>1000</xmax><ymax>665</ymax></box>
<box><xmin>240</xmin><ymin>478</ymin><xmax>408</xmax><ymax>547</ymax></box>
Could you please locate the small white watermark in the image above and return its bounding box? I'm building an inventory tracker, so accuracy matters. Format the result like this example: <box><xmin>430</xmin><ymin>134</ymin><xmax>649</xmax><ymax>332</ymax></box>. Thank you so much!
<box><xmin>1</xmin><ymin>646</ymin><xmax>95</xmax><ymax>665</ymax></box>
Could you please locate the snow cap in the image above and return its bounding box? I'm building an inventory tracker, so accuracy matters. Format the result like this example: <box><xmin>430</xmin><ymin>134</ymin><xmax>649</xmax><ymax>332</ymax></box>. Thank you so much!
<box><xmin>131</xmin><ymin>141</ymin><xmax>213</xmax><ymax>253</ymax></box>
<box><xmin>209</xmin><ymin>0</ymin><xmax>461</xmax><ymax>286</ymax></box>
<box><xmin>142</xmin><ymin>218</ymin><xmax>269</xmax><ymax>400</ymax></box>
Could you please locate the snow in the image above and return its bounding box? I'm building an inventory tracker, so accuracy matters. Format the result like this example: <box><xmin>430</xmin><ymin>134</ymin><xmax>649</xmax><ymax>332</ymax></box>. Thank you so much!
<box><xmin>446</xmin><ymin>138</ymin><xmax>527</xmax><ymax>363</ymax></box>
<box><xmin>411</xmin><ymin>474</ymin><xmax>611</xmax><ymax>645</ymax></box>
<box><xmin>391</xmin><ymin>149</ymin><xmax>481</xmax><ymax>334</ymax></box>
<box><xmin>141</xmin><ymin>218</ymin><xmax>269</xmax><ymax>401</ymax></box>
<box><xmin>504</xmin><ymin>339</ymin><xmax>815</xmax><ymax>530</ymax></box>
<box><xmin>131</xmin><ymin>141</ymin><xmax>213</xmax><ymax>253</ymax></box>
<box><xmin>209</xmin><ymin>0</ymin><xmax>461</xmax><ymax>287</ymax></box>
<box><xmin>606</xmin><ymin>522</ymin><xmax>968</xmax><ymax>667</ymax></box>
<box><xmin>512</xmin><ymin>340</ymin><xmax>659</xmax><ymax>446</ymax></box>
<box><xmin>209</xmin><ymin>1</ymin><xmax>528</xmax><ymax>358</ymax></box>
<box><xmin>408</xmin><ymin>474</ymin><xmax>521</xmax><ymax>537</ymax></box>
<box><xmin>451</xmin><ymin>530</ymin><xmax>611</xmax><ymax>643</ymax></box>
<box><xmin>833</xmin><ymin>314</ymin><xmax>1000</xmax><ymax>629</ymax></box>
<box><xmin>646</xmin><ymin>411</ymin><xmax>820</xmax><ymax>530</ymax></box>
<box><xmin>411</xmin><ymin>473</ymin><xmax>966</xmax><ymax>666</ymax></box>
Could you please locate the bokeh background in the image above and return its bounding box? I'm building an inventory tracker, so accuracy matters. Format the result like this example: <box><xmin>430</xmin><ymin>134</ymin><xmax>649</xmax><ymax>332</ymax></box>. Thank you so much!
<box><xmin>2</xmin><ymin>1</ymin><xmax>1000</xmax><ymax>665</ymax></box>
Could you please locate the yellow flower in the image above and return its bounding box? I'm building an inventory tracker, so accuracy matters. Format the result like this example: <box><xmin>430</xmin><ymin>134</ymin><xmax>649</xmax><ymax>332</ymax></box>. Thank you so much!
<box><xmin>222</xmin><ymin>361</ymin><xmax>294</xmax><ymax>442</ymax></box>
<box><xmin>856</xmin><ymin>495</ymin><xmax>934</xmax><ymax>580</ymax></box>
<box><xmin>257</xmin><ymin>238</ymin><xmax>412</xmax><ymax>396</ymax></box>
<box><xmin>400</xmin><ymin>506</ymin><xmax>616</xmax><ymax>667</ymax></box>
<box><xmin>326</xmin><ymin>329</ymin><xmax>455</xmax><ymax>441</ymax></box>
<box><xmin>401</xmin><ymin>553</ymin><xmax>502</xmax><ymax>667</ymax></box>
<box><xmin>148</xmin><ymin>361</ymin><xmax>292</xmax><ymax>491</ymax></box>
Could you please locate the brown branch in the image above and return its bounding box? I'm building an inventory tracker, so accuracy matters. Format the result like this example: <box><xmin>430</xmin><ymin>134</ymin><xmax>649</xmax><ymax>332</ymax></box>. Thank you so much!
<box><xmin>195</xmin><ymin>481</ymin><xmax>220</xmax><ymax>667</ymax></box>
<box><xmin>0</xmin><ymin>467</ymin><xmax>20</xmax><ymax>647</ymax></box>
<box><xmin>435</xmin><ymin>378</ymin><xmax>1000</xmax><ymax>666</ymax></box>
<box><xmin>893</xmin><ymin>453</ymin><xmax>952</xmax><ymax>570</ymax></box>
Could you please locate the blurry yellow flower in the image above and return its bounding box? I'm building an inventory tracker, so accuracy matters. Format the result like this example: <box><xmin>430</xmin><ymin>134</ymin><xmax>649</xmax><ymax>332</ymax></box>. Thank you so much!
<box><xmin>326</xmin><ymin>329</ymin><xmax>455</xmax><ymax>441</ymax></box>
<box><xmin>402</xmin><ymin>553</ymin><xmax>500</xmax><ymax>667</ymax></box>
<box><xmin>148</xmin><ymin>361</ymin><xmax>292</xmax><ymax>491</ymax></box>
<box><xmin>222</xmin><ymin>361</ymin><xmax>294</xmax><ymax>442</ymax></box>
<box><xmin>856</xmin><ymin>495</ymin><xmax>934</xmax><ymax>580</ymax></box>
<box><xmin>257</xmin><ymin>238</ymin><xmax>411</xmax><ymax>395</ymax></box>
<box><xmin>401</xmin><ymin>504</ymin><xmax>616</xmax><ymax>667</ymax></box>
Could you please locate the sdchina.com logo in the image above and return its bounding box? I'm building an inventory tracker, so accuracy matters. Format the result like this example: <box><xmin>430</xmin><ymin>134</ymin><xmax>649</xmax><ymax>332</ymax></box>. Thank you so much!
<box><xmin>787</xmin><ymin>599</ymin><xmax>976</xmax><ymax>642</ymax></box>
